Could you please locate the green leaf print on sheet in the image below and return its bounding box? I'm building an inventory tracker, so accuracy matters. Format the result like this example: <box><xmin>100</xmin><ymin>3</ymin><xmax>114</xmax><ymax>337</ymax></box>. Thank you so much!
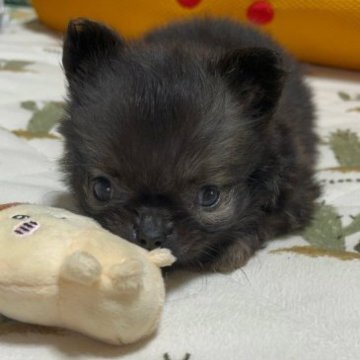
<box><xmin>26</xmin><ymin>101</ymin><xmax>64</xmax><ymax>133</ymax></box>
<box><xmin>338</xmin><ymin>91</ymin><xmax>352</xmax><ymax>101</ymax></box>
<box><xmin>303</xmin><ymin>203</ymin><xmax>360</xmax><ymax>252</ymax></box>
<box><xmin>337</xmin><ymin>91</ymin><xmax>360</xmax><ymax>112</ymax></box>
<box><xmin>20</xmin><ymin>100</ymin><xmax>38</xmax><ymax>112</ymax></box>
<box><xmin>344</xmin><ymin>214</ymin><xmax>360</xmax><ymax>253</ymax></box>
<box><xmin>303</xmin><ymin>204</ymin><xmax>345</xmax><ymax>251</ymax></box>
<box><xmin>14</xmin><ymin>101</ymin><xmax>65</xmax><ymax>139</ymax></box>
<box><xmin>343</xmin><ymin>214</ymin><xmax>360</xmax><ymax>237</ymax></box>
<box><xmin>347</xmin><ymin>107</ymin><xmax>360</xmax><ymax>113</ymax></box>
<box><xmin>273</xmin><ymin>205</ymin><xmax>360</xmax><ymax>259</ymax></box>
<box><xmin>315</xmin><ymin>124</ymin><xmax>360</xmax><ymax>255</ymax></box>
<box><xmin>338</xmin><ymin>91</ymin><xmax>360</xmax><ymax>102</ymax></box>
<box><xmin>0</xmin><ymin>59</ymin><xmax>34</xmax><ymax>72</ymax></box>
<box><xmin>328</xmin><ymin>130</ymin><xmax>360</xmax><ymax>167</ymax></box>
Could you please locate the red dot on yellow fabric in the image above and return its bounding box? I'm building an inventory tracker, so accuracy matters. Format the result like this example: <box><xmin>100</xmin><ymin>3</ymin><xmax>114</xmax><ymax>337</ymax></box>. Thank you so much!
<box><xmin>177</xmin><ymin>0</ymin><xmax>202</xmax><ymax>9</ymax></box>
<box><xmin>247</xmin><ymin>1</ymin><xmax>274</xmax><ymax>25</ymax></box>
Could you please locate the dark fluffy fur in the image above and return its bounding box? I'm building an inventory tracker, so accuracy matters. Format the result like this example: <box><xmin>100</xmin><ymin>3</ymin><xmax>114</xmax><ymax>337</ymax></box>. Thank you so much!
<box><xmin>59</xmin><ymin>18</ymin><xmax>320</xmax><ymax>272</ymax></box>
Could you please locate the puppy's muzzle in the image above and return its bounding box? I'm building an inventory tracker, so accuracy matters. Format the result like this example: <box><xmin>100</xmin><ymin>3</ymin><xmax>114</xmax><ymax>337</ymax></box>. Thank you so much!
<box><xmin>134</xmin><ymin>210</ymin><xmax>174</xmax><ymax>250</ymax></box>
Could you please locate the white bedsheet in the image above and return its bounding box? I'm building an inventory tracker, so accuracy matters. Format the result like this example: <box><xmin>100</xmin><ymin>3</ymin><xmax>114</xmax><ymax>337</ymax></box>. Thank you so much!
<box><xmin>0</xmin><ymin>7</ymin><xmax>360</xmax><ymax>360</ymax></box>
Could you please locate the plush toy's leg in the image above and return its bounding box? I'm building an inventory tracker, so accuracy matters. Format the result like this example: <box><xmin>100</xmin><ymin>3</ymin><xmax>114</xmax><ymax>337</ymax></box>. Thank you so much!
<box><xmin>107</xmin><ymin>259</ymin><xmax>144</xmax><ymax>293</ymax></box>
<box><xmin>147</xmin><ymin>248</ymin><xmax>176</xmax><ymax>268</ymax></box>
<box><xmin>60</xmin><ymin>251</ymin><xmax>102</xmax><ymax>285</ymax></box>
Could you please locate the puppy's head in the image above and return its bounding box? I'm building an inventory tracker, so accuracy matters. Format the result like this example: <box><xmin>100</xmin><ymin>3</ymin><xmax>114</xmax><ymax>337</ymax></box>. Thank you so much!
<box><xmin>60</xmin><ymin>19</ymin><xmax>285</xmax><ymax>268</ymax></box>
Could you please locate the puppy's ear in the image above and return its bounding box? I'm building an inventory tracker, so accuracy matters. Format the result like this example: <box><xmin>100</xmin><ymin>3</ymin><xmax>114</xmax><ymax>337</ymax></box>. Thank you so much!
<box><xmin>62</xmin><ymin>18</ymin><xmax>124</xmax><ymax>81</ymax></box>
<box><xmin>216</xmin><ymin>48</ymin><xmax>286</xmax><ymax>120</ymax></box>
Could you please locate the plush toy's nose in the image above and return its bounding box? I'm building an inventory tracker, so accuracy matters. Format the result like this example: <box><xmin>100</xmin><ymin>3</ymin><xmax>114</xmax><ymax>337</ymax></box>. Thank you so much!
<box><xmin>135</xmin><ymin>212</ymin><xmax>173</xmax><ymax>251</ymax></box>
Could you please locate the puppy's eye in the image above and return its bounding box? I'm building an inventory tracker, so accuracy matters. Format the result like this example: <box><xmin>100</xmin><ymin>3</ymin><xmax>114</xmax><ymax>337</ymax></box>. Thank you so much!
<box><xmin>197</xmin><ymin>186</ymin><xmax>220</xmax><ymax>207</ymax></box>
<box><xmin>92</xmin><ymin>177</ymin><xmax>113</xmax><ymax>202</ymax></box>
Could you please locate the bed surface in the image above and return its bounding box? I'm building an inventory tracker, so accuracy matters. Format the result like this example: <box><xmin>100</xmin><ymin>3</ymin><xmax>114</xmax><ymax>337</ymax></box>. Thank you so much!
<box><xmin>0</xmin><ymin>7</ymin><xmax>360</xmax><ymax>360</ymax></box>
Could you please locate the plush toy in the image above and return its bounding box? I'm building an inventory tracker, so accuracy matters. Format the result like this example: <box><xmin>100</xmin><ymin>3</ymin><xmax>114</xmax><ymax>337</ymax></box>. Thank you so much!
<box><xmin>31</xmin><ymin>0</ymin><xmax>360</xmax><ymax>70</ymax></box>
<box><xmin>0</xmin><ymin>203</ymin><xmax>175</xmax><ymax>345</ymax></box>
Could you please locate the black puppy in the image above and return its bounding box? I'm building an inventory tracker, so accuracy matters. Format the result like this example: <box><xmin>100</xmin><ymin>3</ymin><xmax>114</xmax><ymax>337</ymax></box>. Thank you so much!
<box><xmin>59</xmin><ymin>18</ymin><xmax>319</xmax><ymax>272</ymax></box>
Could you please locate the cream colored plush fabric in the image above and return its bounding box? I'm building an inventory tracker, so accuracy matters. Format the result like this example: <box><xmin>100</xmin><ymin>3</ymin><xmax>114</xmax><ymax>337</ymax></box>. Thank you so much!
<box><xmin>0</xmin><ymin>204</ymin><xmax>175</xmax><ymax>345</ymax></box>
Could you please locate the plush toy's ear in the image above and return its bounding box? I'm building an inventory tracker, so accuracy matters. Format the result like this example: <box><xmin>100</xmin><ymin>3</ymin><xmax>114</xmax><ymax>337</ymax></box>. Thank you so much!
<box><xmin>62</xmin><ymin>18</ymin><xmax>124</xmax><ymax>81</ymax></box>
<box><xmin>107</xmin><ymin>259</ymin><xmax>144</xmax><ymax>293</ymax></box>
<box><xmin>215</xmin><ymin>47</ymin><xmax>286</xmax><ymax>120</ymax></box>
<box><xmin>148</xmin><ymin>249</ymin><xmax>176</xmax><ymax>268</ymax></box>
<box><xmin>60</xmin><ymin>251</ymin><xmax>102</xmax><ymax>285</ymax></box>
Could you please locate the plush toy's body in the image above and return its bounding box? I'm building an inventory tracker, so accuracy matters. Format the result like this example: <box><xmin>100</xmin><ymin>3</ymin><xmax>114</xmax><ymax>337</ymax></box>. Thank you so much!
<box><xmin>0</xmin><ymin>204</ymin><xmax>175</xmax><ymax>345</ymax></box>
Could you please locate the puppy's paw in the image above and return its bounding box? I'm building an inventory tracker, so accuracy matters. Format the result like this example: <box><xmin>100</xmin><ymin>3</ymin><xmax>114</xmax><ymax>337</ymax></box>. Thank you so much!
<box><xmin>210</xmin><ymin>241</ymin><xmax>256</xmax><ymax>273</ymax></box>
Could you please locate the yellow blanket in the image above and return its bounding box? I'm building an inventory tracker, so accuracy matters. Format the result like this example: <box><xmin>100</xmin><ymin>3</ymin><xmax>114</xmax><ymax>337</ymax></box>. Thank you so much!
<box><xmin>32</xmin><ymin>0</ymin><xmax>360</xmax><ymax>70</ymax></box>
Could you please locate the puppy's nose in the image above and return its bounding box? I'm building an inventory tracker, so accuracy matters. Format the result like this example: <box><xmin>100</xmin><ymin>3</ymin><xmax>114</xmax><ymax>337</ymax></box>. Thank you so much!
<box><xmin>135</xmin><ymin>214</ymin><xmax>172</xmax><ymax>250</ymax></box>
